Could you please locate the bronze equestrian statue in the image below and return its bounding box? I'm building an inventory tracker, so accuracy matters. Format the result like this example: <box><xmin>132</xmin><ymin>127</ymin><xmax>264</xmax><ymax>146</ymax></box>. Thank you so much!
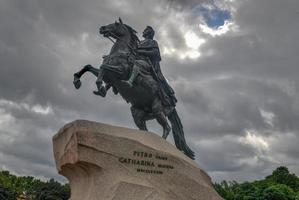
<box><xmin>73</xmin><ymin>18</ymin><xmax>195</xmax><ymax>160</ymax></box>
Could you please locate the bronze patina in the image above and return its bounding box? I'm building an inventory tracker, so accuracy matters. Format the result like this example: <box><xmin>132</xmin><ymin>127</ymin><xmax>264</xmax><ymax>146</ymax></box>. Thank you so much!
<box><xmin>73</xmin><ymin>18</ymin><xmax>195</xmax><ymax>159</ymax></box>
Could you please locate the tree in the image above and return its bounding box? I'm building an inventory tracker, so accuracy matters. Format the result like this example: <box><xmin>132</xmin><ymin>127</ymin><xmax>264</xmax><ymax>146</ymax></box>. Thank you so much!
<box><xmin>268</xmin><ymin>166</ymin><xmax>299</xmax><ymax>191</ymax></box>
<box><xmin>233</xmin><ymin>182</ymin><xmax>261</xmax><ymax>200</ymax></box>
<box><xmin>0</xmin><ymin>170</ymin><xmax>70</xmax><ymax>200</ymax></box>
<box><xmin>262</xmin><ymin>185</ymin><xmax>289</xmax><ymax>200</ymax></box>
<box><xmin>34</xmin><ymin>179</ymin><xmax>70</xmax><ymax>200</ymax></box>
<box><xmin>213</xmin><ymin>167</ymin><xmax>299</xmax><ymax>200</ymax></box>
<box><xmin>0</xmin><ymin>182</ymin><xmax>16</xmax><ymax>200</ymax></box>
<box><xmin>214</xmin><ymin>181</ymin><xmax>236</xmax><ymax>200</ymax></box>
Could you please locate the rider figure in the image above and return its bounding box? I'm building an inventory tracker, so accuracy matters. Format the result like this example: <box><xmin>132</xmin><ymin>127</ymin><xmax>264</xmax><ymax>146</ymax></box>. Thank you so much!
<box><xmin>94</xmin><ymin>25</ymin><xmax>177</xmax><ymax>108</ymax></box>
<box><xmin>125</xmin><ymin>26</ymin><xmax>177</xmax><ymax>107</ymax></box>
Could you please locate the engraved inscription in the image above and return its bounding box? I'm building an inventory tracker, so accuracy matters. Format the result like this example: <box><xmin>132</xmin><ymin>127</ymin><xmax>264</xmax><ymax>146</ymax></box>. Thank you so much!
<box><xmin>118</xmin><ymin>151</ymin><xmax>174</xmax><ymax>175</ymax></box>
<box><xmin>118</xmin><ymin>157</ymin><xmax>155</xmax><ymax>167</ymax></box>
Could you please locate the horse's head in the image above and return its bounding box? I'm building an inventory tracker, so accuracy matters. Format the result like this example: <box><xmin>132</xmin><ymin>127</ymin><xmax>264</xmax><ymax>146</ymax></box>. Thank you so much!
<box><xmin>99</xmin><ymin>18</ymin><xmax>129</xmax><ymax>39</ymax></box>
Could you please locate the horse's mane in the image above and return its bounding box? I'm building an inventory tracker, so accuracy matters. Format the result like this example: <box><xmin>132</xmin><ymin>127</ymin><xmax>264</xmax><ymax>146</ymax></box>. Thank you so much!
<box><xmin>124</xmin><ymin>24</ymin><xmax>140</xmax><ymax>48</ymax></box>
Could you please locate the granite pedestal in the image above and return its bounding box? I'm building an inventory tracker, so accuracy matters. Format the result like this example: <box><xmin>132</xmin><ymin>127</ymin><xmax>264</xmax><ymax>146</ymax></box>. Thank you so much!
<box><xmin>53</xmin><ymin>120</ymin><xmax>223</xmax><ymax>200</ymax></box>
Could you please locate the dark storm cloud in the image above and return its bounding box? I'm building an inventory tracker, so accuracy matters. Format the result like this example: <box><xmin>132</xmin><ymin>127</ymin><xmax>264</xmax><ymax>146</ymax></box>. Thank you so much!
<box><xmin>0</xmin><ymin>106</ymin><xmax>56</xmax><ymax>178</ymax></box>
<box><xmin>0</xmin><ymin>0</ymin><xmax>196</xmax><ymax>179</ymax></box>
<box><xmin>162</xmin><ymin>0</ymin><xmax>299</xmax><ymax>181</ymax></box>
<box><xmin>164</xmin><ymin>0</ymin><xmax>208</xmax><ymax>9</ymax></box>
<box><xmin>195</xmin><ymin>136</ymin><xmax>256</xmax><ymax>171</ymax></box>
<box><xmin>172</xmin><ymin>76</ymin><xmax>298</xmax><ymax>141</ymax></box>
<box><xmin>1</xmin><ymin>0</ymin><xmax>299</xmax><ymax>183</ymax></box>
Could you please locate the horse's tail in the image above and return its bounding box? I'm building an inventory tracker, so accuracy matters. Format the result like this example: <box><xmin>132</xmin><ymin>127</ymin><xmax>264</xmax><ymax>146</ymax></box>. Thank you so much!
<box><xmin>168</xmin><ymin>109</ymin><xmax>195</xmax><ymax>160</ymax></box>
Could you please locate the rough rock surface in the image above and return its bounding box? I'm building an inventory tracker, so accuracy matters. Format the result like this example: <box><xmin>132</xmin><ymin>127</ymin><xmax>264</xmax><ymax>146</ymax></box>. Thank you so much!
<box><xmin>53</xmin><ymin>120</ymin><xmax>223</xmax><ymax>200</ymax></box>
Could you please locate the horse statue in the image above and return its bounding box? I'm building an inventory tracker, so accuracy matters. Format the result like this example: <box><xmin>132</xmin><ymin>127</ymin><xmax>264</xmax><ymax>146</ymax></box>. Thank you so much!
<box><xmin>72</xmin><ymin>18</ymin><xmax>195</xmax><ymax>160</ymax></box>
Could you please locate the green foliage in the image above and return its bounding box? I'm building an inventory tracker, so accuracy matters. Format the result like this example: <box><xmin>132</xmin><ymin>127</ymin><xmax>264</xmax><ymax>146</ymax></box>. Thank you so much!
<box><xmin>266</xmin><ymin>166</ymin><xmax>299</xmax><ymax>192</ymax></box>
<box><xmin>263</xmin><ymin>186</ymin><xmax>285</xmax><ymax>200</ymax></box>
<box><xmin>1</xmin><ymin>166</ymin><xmax>298</xmax><ymax>200</ymax></box>
<box><xmin>262</xmin><ymin>184</ymin><xmax>295</xmax><ymax>200</ymax></box>
<box><xmin>34</xmin><ymin>179</ymin><xmax>70</xmax><ymax>200</ymax></box>
<box><xmin>0</xmin><ymin>171</ymin><xmax>70</xmax><ymax>200</ymax></box>
<box><xmin>214</xmin><ymin>181</ymin><xmax>236</xmax><ymax>200</ymax></box>
<box><xmin>214</xmin><ymin>167</ymin><xmax>299</xmax><ymax>200</ymax></box>
<box><xmin>0</xmin><ymin>182</ymin><xmax>16</xmax><ymax>200</ymax></box>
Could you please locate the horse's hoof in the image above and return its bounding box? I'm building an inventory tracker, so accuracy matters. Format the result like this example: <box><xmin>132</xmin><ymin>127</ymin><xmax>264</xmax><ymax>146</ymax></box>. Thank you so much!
<box><xmin>93</xmin><ymin>87</ymin><xmax>107</xmax><ymax>97</ymax></box>
<box><xmin>162</xmin><ymin>126</ymin><xmax>171</xmax><ymax>139</ymax></box>
<box><xmin>93</xmin><ymin>91</ymin><xmax>106</xmax><ymax>97</ymax></box>
<box><xmin>73</xmin><ymin>79</ymin><xmax>81</xmax><ymax>89</ymax></box>
<box><xmin>162</xmin><ymin>131</ymin><xmax>169</xmax><ymax>139</ymax></box>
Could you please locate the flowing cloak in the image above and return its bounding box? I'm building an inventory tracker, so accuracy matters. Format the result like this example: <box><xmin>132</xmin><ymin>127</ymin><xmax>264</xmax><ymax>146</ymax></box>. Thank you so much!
<box><xmin>138</xmin><ymin>39</ymin><xmax>177</xmax><ymax>107</ymax></box>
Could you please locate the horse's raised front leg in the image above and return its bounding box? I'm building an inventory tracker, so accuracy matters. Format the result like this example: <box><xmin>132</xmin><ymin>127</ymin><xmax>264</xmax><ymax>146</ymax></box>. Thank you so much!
<box><xmin>73</xmin><ymin>64</ymin><xmax>99</xmax><ymax>89</ymax></box>
<box><xmin>94</xmin><ymin>67</ymin><xmax>107</xmax><ymax>97</ymax></box>
<box><xmin>93</xmin><ymin>63</ymin><xmax>124</xmax><ymax>97</ymax></box>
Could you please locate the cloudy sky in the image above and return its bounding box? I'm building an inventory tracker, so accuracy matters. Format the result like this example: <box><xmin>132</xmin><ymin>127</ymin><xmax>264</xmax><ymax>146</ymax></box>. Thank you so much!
<box><xmin>1</xmin><ymin>0</ymin><xmax>299</xmax><ymax>183</ymax></box>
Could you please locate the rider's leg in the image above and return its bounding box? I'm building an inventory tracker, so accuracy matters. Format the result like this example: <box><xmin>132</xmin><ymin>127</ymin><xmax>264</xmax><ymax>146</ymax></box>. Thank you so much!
<box><xmin>152</xmin><ymin>97</ymin><xmax>171</xmax><ymax>139</ymax></box>
<box><xmin>124</xmin><ymin>63</ymin><xmax>139</xmax><ymax>87</ymax></box>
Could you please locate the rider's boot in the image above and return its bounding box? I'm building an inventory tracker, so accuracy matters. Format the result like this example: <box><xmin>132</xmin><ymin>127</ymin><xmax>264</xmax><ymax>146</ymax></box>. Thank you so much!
<box><xmin>124</xmin><ymin>66</ymin><xmax>138</xmax><ymax>87</ymax></box>
<box><xmin>93</xmin><ymin>80</ymin><xmax>107</xmax><ymax>97</ymax></box>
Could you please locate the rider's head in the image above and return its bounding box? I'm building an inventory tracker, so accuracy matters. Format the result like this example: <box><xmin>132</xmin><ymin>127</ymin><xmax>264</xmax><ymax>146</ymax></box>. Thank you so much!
<box><xmin>143</xmin><ymin>26</ymin><xmax>155</xmax><ymax>39</ymax></box>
